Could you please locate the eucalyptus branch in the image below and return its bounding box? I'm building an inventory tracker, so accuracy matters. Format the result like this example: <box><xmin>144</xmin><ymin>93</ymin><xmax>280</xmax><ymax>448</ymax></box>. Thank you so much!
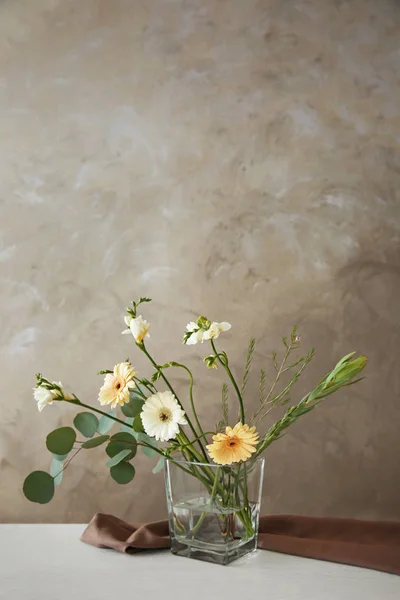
<box><xmin>68</xmin><ymin>396</ymin><xmax>127</xmax><ymax>428</ymax></box>
<box><xmin>52</xmin><ymin>448</ymin><xmax>82</xmax><ymax>480</ymax></box>
<box><xmin>107</xmin><ymin>435</ymin><xmax>167</xmax><ymax>460</ymax></box>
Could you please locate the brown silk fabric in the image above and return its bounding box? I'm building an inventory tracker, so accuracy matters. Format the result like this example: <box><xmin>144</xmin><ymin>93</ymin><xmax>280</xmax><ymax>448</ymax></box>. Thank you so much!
<box><xmin>81</xmin><ymin>513</ymin><xmax>400</xmax><ymax>575</ymax></box>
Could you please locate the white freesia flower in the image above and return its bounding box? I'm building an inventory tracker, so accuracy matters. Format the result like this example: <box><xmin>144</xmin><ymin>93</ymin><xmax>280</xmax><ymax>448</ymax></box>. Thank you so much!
<box><xmin>122</xmin><ymin>314</ymin><xmax>150</xmax><ymax>343</ymax></box>
<box><xmin>34</xmin><ymin>382</ymin><xmax>66</xmax><ymax>412</ymax></box>
<box><xmin>202</xmin><ymin>321</ymin><xmax>232</xmax><ymax>341</ymax></box>
<box><xmin>186</xmin><ymin>329</ymin><xmax>204</xmax><ymax>345</ymax></box>
<box><xmin>184</xmin><ymin>321</ymin><xmax>204</xmax><ymax>345</ymax></box>
<box><xmin>140</xmin><ymin>391</ymin><xmax>187</xmax><ymax>442</ymax></box>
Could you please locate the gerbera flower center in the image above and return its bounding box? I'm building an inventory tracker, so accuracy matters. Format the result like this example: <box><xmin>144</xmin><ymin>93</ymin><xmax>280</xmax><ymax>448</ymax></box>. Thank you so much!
<box><xmin>158</xmin><ymin>408</ymin><xmax>172</xmax><ymax>423</ymax></box>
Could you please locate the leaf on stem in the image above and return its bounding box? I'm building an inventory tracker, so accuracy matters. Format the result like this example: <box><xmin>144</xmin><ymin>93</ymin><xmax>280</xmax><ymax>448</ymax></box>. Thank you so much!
<box><xmin>222</xmin><ymin>383</ymin><xmax>229</xmax><ymax>424</ymax></box>
<box><xmin>50</xmin><ymin>457</ymin><xmax>64</xmax><ymax>486</ymax></box>
<box><xmin>133</xmin><ymin>414</ymin><xmax>145</xmax><ymax>433</ymax></box>
<box><xmin>23</xmin><ymin>471</ymin><xmax>55</xmax><ymax>504</ymax></box>
<box><xmin>120</xmin><ymin>417</ymin><xmax>135</xmax><ymax>433</ymax></box>
<box><xmin>110</xmin><ymin>462</ymin><xmax>135</xmax><ymax>484</ymax></box>
<box><xmin>97</xmin><ymin>410</ymin><xmax>117</xmax><ymax>434</ymax></box>
<box><xmin>106</xmin><ymin>449</ymin><xmax>132</xmax><ymax>468</ymax></box>
<box><xmin>73</xmin><ymin>412</ymin><xmax>99</xmax><ymax>438</ymax></box>
<box><xmin>259</xmin><ymin>369</ymin><xmax>266</xmax><ymax>404</ymax></box>
<box><xmin>51</xmin><ymin>452</ymin><xmax>69</xmax><ymax>461</ymax></box>
<box><xmin>106</xmin><ymin>432</ymin><xmax>137</xmax><ymax>460</ymax></box>
<box><xmin>46</xmin><ymin>427</ymin><xmax>76</xmax><ymax>455</ymax></box>
<box><xmin>257</xmin><ymin>354</ymin><xmax>367</xmax><ymax>455</ymax></box>
<box><xmin>137</xmin><ymin>432</ymin><xmax>158</xmax><ymax>457</ymax></box>
<box><xmin>82</xmin><ymin>435</ymin><xmax>110</xmax><ymax>449</ymax></box>
<box><xmin>152</xmin><ymin>456</ymin><xmax>165</xmax><ymax>473</ymax></box>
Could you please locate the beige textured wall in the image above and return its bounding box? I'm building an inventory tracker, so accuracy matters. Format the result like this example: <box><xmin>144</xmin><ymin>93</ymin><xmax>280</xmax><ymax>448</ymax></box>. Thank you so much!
<box><xmin>1</xmin><ymin>0</ymin><xmax>399</xmax><ymax>524</ymax></box>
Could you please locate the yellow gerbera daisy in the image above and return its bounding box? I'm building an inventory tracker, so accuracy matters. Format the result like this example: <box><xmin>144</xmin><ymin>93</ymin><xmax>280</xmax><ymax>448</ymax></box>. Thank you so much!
<box><xmin>98</xmin><ymin>362</ymin><xmax>136</xmax><ymax>408</ymax></box>
<box><xmin>206</xmin><ymin>423</ymin><xmax>259</xmax><ymax>465</ymax></box>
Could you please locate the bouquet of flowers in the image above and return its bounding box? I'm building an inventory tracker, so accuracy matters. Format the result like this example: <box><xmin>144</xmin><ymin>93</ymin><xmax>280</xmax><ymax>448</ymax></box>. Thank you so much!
<box><xmin>24</xmin><ymin>297</ymin><xmax>367</xmax><ymax>564</ymax></box>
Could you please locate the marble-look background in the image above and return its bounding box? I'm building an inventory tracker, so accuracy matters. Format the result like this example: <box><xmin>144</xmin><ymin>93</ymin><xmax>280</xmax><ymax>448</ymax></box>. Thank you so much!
<box><xmin>1</xmin><ymin>0</ymin><xmax>399</xmax><ymax>524</ymax></box>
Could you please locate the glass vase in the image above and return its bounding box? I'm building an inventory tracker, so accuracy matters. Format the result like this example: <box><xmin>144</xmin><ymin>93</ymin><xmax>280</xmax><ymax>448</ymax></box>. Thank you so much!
<box><xmin>165</xmin><ymin>457</ymin><xmax>264</xmax><ymax>565</ymax></box>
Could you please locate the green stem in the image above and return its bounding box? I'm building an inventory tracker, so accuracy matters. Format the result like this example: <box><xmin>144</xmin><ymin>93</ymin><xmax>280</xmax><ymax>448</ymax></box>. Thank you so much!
<box><xmin>131</xmin><ymin>380</ymin><xmax>148</xmax><ymax>398</ymax></box>
<box><xmin>251</xmin><ymin>342</ymin><xmax>292</xmax><ymax>423</ymax></box>
<box><xmin>211</xmin><ymin>340</ymin><xmax>245</xmax><ymax>423</ymax></box>
<box><xmin>65</xmin><ymin>397</ymin><xmax>171</xmax><ymax>461</ymax></box>
<box><xmin>170</xmin><ymin>362</ymin><xmax>209</xmax><ymax>461</ymax></box>
<box><xmin>139</xmin><ymin>343</ymin><xmax>207</xmax><ymax>459</ymax></box>
<box><xmin>176</xmin><ymin>433</ymin><xmax>214</xmax><ymax>484</ymax></box>
<box><xmin>52</xmin><ymin>447</ymin><xmax>82</xmax><ymax>480</ymax></box>
<box><xmin>178</xmin><ymin>431</ymin><xmax>215</xmax><ymax>451</ymax></box>
<box><xmin>190</xmin><ymin>466</ymin><xmax>221</xmax><ymax>537</ymax></box>
<box><xmin>135</xmin><ymin>377</ymin><xmax>157</xmax><ymax>395</ymax></box>
<box><xmin>68</xmin><ymin>398</ymin><xmax>127</xmax><ymax>427</ymax></box>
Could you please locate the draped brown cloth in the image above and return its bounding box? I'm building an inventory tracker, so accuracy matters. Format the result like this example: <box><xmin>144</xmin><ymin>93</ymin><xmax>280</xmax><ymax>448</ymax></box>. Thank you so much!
<box><xmin>81</xmin><ymin>513</ymin><xmax>400</xmax><ymax>575</ymax></box>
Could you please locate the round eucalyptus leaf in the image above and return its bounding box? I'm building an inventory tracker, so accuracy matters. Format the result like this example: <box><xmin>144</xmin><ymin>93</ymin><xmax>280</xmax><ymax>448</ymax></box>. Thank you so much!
<box><xmin>137</xmin><ymin>432</ymin><xmax>157</xmax><ymax>458</ymax></box>
<box><xmin>129</xmin><ymin>395</ymin><xmax>145</xmax><ymax>417</ymax></box>
<box><xmin>152</xmin><ymin>456</ymin><xmax>165</xmax><ymax>474</ymax></box>
<box><xmin>110</xmin><ymin>432</ymin><xmax>137</xmax><ymax>443</ymax></box>
<box><xmin>46</xmin><ymin>427</ymin><xmax>76</xmax><ymax>455</ymax></box>
<box><xmin>133</xmin><ymin>414</ymin><xmax>145</xmax><ymax>433</ymax></box>
<box><xmin>97</xmin><ymin>410</ymin><xmax>117</xmax><ymax>434</ymax></box>
<box><xmin>110</xmin><ymin>462</ymin><xmax>136</xmax><ymax>485</ymax></box>
<box><xmin>141</xmin><ymin>445</ymin><xmax>157</xmax><ymax>458</ymax></box>
<box><xmin>120</xmin><ymin>418</ymin><xmax>135</xmax><ymax>434</ymax></box>
<box><xmin>82</xmin><ymin>435</ymin><xmax>109</xmax><ymax>449</ymax></box>
<box><xmin>73</xmin><ymin>412</ymin><xmax>99</xmax><ymax>438</ymax></box>
<box><xmin>120</xmin><ymin>403</ymin><xmax>135</xmax><ymax>418</ymax></box>
<box><xmin>106</xmin><ymin>432</ymin><xmax>137</xmax><ymax>460</ymax></box>
<box><xmin>52</xmin><ymin>453</ymin><xmax>68</xmax><ymax>461</ymax></box>
<box><xmin>50</xmin><ymin>457</ymin><xmax>63</xmax><ymax>486</ymax></box>
<box><xmin>106</xmin><ymin>449</ymin><xmax>131</xmax><ymax>468</ymax></box>
<box><xmin>23</xmin><ymin>471</ymin><xmax>55</xmax><ymax>504</ymax></box>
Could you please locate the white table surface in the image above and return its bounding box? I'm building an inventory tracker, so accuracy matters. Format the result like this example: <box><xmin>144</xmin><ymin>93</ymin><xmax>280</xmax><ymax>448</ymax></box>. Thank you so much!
<box><xmin>0</xmin><ymin>525</ymin><xmax>399</xmax><ymax>600</ymax></box>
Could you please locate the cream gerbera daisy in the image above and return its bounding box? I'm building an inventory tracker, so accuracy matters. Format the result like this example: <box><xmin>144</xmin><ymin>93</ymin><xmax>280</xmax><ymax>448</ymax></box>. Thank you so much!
<box><xmin>206</xmin><ymin>423</ymin><xmax>259</xmax><ymax>465</ymax></box>
<box><xmin>98</xmin><ymin>362</ymin><xmax>136</xmax><ymax>408</ymax></box>
<box><xmin>140</xmin><ymin>391</ymin><xmax>187</xmax><ymax>442</ymax></box>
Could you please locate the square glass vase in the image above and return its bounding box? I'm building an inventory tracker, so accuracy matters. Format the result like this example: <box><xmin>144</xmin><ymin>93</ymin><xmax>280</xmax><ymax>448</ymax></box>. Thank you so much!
<box><xmin>165</xmin><ymin>457</ymin><xmax>264</xmax><ymax>565</ymax></box>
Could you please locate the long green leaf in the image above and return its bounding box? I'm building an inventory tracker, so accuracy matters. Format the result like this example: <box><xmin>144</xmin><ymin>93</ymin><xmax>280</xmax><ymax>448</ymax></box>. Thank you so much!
<box><xmin>82</xmin><ymin>435</ymin><xmax>109</xmax><ymax>449</ymax></box>
<box><xmin>106</xmin><ymin>449</ymin><xmax>131</xmax><ymax>468</ymax></box>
